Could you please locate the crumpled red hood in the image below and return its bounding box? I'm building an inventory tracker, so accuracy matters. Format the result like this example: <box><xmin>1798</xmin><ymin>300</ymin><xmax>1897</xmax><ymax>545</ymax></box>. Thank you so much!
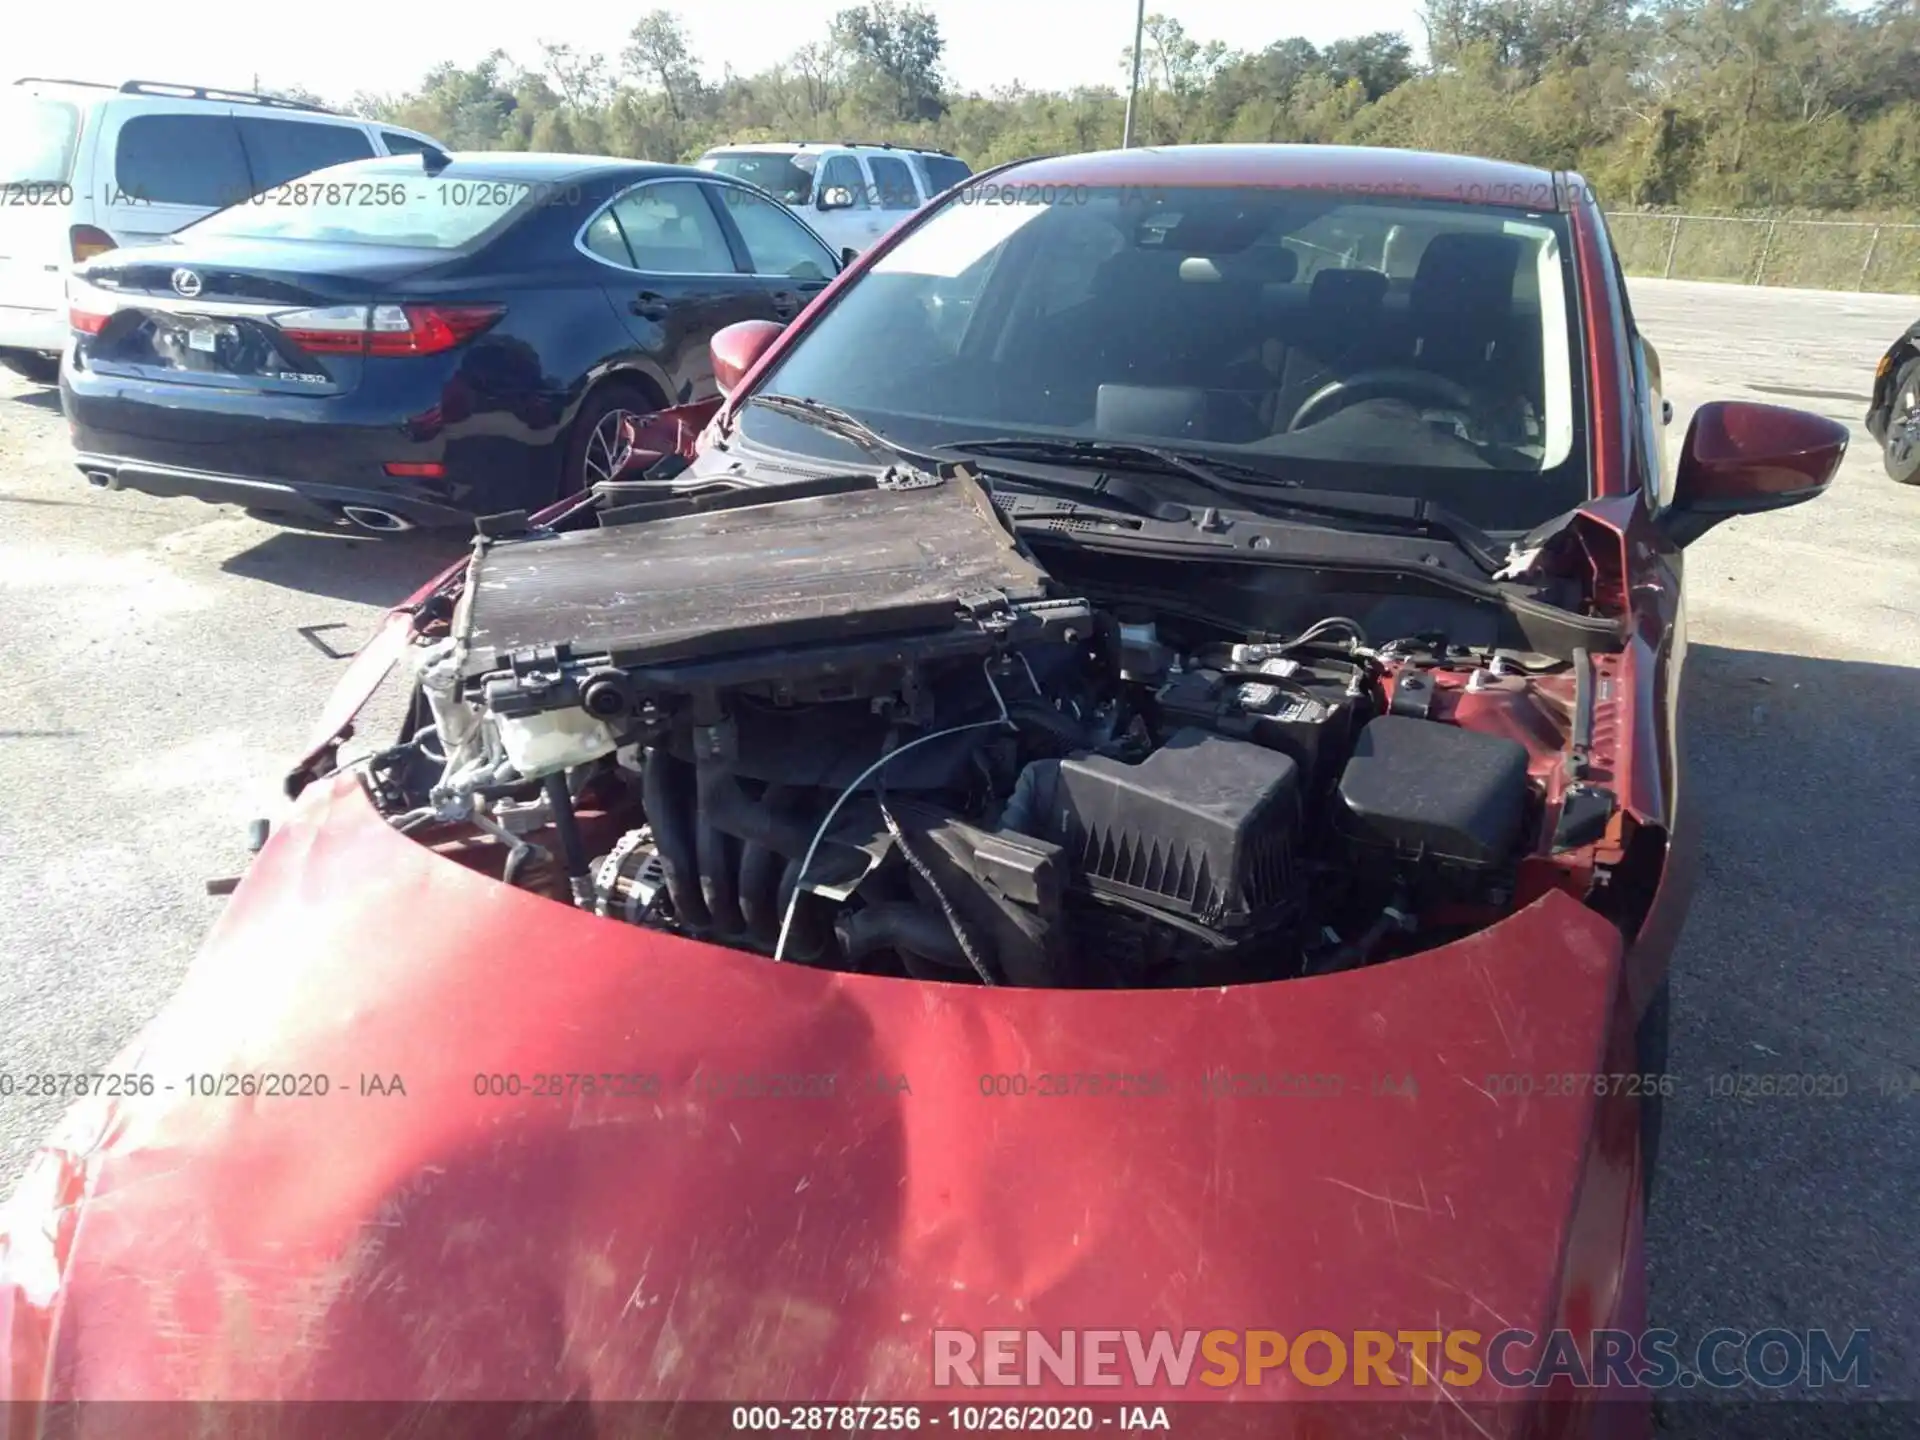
<box><xmin>2</xmin><ymin>771</ymin><xmax>1632</xmax><ymax>1410</ymax></box>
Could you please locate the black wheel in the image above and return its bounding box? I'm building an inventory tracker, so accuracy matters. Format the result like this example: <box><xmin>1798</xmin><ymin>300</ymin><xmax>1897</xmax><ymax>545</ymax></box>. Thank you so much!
<box><xmin>1636</xmin><ymin>977</ymin><xmax>1671</xmax><ymax>1206</ymax></box>
<box><xmin>0</xmin><ymin>350</ymin><xmax>60</xmax><ymax>385</ymax></box>
<box><xmin>1883</xmin><ymin>358</ymin><xmax>1920</xmax><ymax>486</ymax></box>
<box><xmin>562</xmin><ymin>381</ymin><xmax>664</xmax><ymax>499</ymax></box>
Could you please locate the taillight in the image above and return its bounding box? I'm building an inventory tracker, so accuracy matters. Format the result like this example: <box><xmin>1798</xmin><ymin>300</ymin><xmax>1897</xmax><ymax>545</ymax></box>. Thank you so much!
<box><xmin>273</xmin><ymin>304</ymin><xmax>503</xmax><ymax>358</ymax></box>
<box><xmin>68</xmin><ymin>280</ymin><xmax>115</xmax><ymax>335</ymax></box>
<box><xmin>383</xmin><ymin>461</ymin><xmax>444</xmax><ymax>478</ymax></box>
<box><xmin>70</xmin><ymin>225</ymin><xmax>116</xmax><ymax>263</ymax></box>
<box><xmin>273</xmin><ymin>305</ymin><xmax>373</xmax><ymax>355</ymax></box>
<box><xmin>369</xmin><ymin>304</ymin><xmax>503</xmax><ymax>356</ymax></box>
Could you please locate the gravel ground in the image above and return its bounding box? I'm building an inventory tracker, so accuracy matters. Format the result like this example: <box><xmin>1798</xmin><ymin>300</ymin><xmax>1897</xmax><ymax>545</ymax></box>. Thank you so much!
<box><xmin>1</xmin><ymin>277</ymin><xmax>1917</xmax><ymax>1401</ymax></box>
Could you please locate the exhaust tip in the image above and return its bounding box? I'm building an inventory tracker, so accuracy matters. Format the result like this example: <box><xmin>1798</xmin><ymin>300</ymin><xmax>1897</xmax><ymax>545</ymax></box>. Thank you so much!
<box><xmin>339</xmin><ymin>505</ymin><xmax>415</xmax><ymax>533</ymax></box>
<box><xmin>83</xmin><ymin>469</ymin><xmax>117</xmax><ymax>489</ymax></box>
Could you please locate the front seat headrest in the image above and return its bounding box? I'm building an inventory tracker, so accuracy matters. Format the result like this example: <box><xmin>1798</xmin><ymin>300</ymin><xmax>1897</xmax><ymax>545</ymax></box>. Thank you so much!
<box><xmin>1411</xmin><ymin>233</ymin><xmax>1524</xmax><ymax>329</ymax></box>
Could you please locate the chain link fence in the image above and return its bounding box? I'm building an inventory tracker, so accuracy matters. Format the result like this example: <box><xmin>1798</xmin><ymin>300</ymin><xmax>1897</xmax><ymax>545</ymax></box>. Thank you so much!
<box><xmin>1605</xmin><ymin>212</ymin><xmax>1920</xmax><ymax>294</ymax></box>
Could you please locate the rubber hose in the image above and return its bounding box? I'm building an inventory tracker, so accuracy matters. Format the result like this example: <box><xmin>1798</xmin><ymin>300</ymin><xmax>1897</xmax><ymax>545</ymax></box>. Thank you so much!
<box><xmin>738</xmin><ymin>785</ymin><xmax>799</xmax><ymax>945</ymax></box>
<box><xmin>694</xmin><ymin>751</ymin><xmax>819</xmax><ymax>858</ymax></box>
<box><xmin>1008</xmin><ymin>699</ymin><xmax>1088</xmax><ymax>751</ymax></box>
<box><xmin>697</xmin><ymin>822</ymin><xmax>745</xmax><ymax>938</ymax></box>
<box><xmin>775</xmin><ymin>853</ymin><xmax>831</xmax><ymax>963</ymax></box>
<box><xmin>836</xmin><ymin>902</ymin><xmax>969</xmax><ymax>972</ymax></box>
<box><xmin>641</xmin><ymin>747</ymin><xmax>711</xmax><ymax>931</ymax></box>
<box><xmin>738</xmin><ymin>840</ymin><xmax>784</xmax><ymax>946</ymax></box>
<box><xmin>542</xmin><ymin>772</ymin><xmax>591</xmax><ymax>883</ymax></box>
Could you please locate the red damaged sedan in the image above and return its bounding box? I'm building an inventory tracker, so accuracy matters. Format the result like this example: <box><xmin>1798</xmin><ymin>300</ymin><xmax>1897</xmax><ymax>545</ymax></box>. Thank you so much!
<box><xmin>0</xmin><ymin>146</ymin><xmax>1846</xmax><ymax>1434</ymax></box>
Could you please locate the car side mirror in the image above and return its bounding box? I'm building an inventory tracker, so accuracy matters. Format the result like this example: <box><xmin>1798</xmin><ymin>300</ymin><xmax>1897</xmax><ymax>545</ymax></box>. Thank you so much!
<box><xmin>818</xmin><ymin>186</ymin><xmax>855</xmax><ymax>211</ymax></box>
<box><xmin>710</xmin><ymin>318</ymin><xmax>786</xmax><ymax>396</ymax></box>
<box><xmin>1661</xmin><ymin>400</ymin><xmax>1847</xmax><ymax>547</ymax></box>
<box><xmin>839</xmin><ymin>245</ymin><xmax>860</xmax><ymax>268</ymax></box>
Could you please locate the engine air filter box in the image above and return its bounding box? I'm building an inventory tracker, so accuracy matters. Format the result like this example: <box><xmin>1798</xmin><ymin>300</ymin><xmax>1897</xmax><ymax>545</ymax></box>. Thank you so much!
<box><xmin>1031</xmin><ymin>727</ymin><xmax>1302</xmax><ymax>929</ymax></box>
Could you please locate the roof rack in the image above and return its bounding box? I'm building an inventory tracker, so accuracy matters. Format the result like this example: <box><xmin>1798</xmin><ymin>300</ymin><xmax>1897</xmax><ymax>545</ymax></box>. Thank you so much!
<box><xmin>116</xmin><ymin>80</ymin><xmax>339</xmax><ymax>114</ymax></box>
<box><xmin>12</xmin><ymin>76</ymin><xmax>118</xmax><ymax>89</ymax></box>
<box><xmin>761</xmin><ymin>139</ymin><xmax>959</xmax><ymax>159</ymax></box>
<box><xmin>833</xmin><ymin>140</ymin><xmax>961</xmax><ymax>158</ymax></box>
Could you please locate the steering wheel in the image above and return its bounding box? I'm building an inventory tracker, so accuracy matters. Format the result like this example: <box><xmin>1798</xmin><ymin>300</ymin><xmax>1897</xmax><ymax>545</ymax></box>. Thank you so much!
<box><xmin>1287</xmin><ymin>367</ymin><xmax>1480</xmax><ymax>433</ymax></box>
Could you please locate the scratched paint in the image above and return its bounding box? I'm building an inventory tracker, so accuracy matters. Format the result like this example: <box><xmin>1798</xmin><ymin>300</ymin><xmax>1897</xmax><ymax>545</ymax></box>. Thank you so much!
<box><xmin>0</xmin><ymin>770</ymin><xmax>1640</xmax><ymax>1406</ymax></box>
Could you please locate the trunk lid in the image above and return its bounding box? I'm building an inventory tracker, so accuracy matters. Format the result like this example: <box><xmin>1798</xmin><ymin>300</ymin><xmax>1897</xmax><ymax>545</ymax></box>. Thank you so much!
<box><xmin>72</xmin><ymin>236</ymin><xmax>449</xmax><ymax>397</ymax></box>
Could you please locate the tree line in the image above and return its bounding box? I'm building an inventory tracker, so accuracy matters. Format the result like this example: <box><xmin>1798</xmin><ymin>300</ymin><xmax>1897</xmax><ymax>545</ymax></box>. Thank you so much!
<box><xmin>284</xmin><ymin>0</ymin><xmax>1920</xmax><ymax>216</ymax></box>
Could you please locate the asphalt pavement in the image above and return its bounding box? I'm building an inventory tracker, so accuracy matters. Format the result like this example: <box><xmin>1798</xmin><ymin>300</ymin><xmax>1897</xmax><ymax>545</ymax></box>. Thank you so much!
<box><xmin>0</xmin><ymin>277</ymin><xmax>1916</xmax><ymax>1399</ymax></box>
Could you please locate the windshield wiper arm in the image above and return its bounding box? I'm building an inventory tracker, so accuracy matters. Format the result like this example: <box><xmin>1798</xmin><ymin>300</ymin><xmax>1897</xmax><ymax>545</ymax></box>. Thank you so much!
<box><xmin>738</xmin><ymin>404</ymin><xmax>1182</xmax><ymax>521</ymax></box>
<box><xmin>938</xmin><ymin>436</ymin><xmax>1506</xmax><ymax>574</ymax></box>
<box><xmin>742</xmin><ymin>393</ymin><xmax>936</xmax><ymax>470</ymax></box>
<box><xmin>939</xmin><ymin>436</ymin><xmax>1283</xmax><ymax>494</ymax></box>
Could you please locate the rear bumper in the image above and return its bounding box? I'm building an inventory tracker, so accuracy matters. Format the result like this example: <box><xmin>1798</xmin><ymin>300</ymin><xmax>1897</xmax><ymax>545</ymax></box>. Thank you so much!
<box><xmin>0</xmin><ymin>305</ymin><xmax>66</xmax><ymax>356</ymax></box>
<box><xmin>72</xmin><ymin>452</ymin><xmax>476</xmax><ymax>530</ymax></box>
<box><xmin>61</xmin><ymin>358</ymin><xmax>562</xmax><ymax>523</ymax></box>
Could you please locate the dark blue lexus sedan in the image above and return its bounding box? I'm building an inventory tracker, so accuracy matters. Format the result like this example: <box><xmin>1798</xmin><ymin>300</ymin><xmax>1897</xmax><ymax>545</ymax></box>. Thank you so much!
<box><xmin>61</xmin><ymin>152</ymin><xmax>843</xmax><ymax>531</ymax></box>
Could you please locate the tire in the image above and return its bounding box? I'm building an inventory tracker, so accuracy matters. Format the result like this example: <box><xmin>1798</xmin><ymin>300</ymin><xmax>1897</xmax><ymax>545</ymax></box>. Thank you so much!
<box><xmin>561</xmin><ymin>380</ymin><xmax>664</xmax><ymax>500</ymax></box>
<box><xmin>1883</xmin><ymin>358</ymin><xmax>1920</xmax><ymax>486</ymax></box>
<box><xmin>1636</xmin><ymin>977</ymin><xmax>1671</xmax><ymax>1207</ymax></box>
<box><xmin>0</xmin><ymin>350</ymin><xmax>60</xmax><ymax>386</ymax></box>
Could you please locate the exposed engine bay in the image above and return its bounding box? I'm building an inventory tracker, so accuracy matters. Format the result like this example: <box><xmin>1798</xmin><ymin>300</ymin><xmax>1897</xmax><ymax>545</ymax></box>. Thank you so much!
<box><xmin>363</xmin><ymin>468</ymin><xmax>1632</xmax><ymax>987</ymax></box>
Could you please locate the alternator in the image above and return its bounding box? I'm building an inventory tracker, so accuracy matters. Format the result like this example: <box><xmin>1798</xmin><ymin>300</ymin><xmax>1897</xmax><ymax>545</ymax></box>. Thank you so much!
<box><xmin>590</xmin><ymin>828</ymin><xmax>668</xmax><ymax>925</ymax></box>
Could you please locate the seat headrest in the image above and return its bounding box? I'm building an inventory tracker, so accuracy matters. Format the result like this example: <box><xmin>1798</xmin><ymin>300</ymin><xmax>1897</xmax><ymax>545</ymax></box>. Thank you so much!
<box><xmin>1245</xmin><ymin>245</ymin><xmax>1298</xmax><ymax>284</ymax></box>
<box><xmin>1308</xmin><ymin>267</ymin><xmax>1389</xmax><ymax>311</ymax></box>
<box><xmin>1090</xmin><ymin>248</ymin><xmax>1177</xmax><ymax>299</ymax></box>
<box><xmin>1411</xmin><ymin>234</ymin><xmax>1523</xmax><ymax>326</ymax></box>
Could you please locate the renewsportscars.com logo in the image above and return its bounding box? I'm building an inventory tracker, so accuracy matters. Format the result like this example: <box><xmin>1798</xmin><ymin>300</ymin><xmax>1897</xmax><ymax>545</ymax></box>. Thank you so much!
<box><xmin>931</xmin><ymin>1328</ymin><xmax>1872</xmax><ymax>1391</ymax></box>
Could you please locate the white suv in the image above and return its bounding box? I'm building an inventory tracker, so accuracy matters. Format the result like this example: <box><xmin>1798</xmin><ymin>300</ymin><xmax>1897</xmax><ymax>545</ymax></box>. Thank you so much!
<box><xmin>694</xmin><ymin>142</ymin><xmax>972</xmax><ymax>259</ymax></box>
<box><xmin>0</xmin><ymin>78</ymin><xmax>445</xmax><ymax>384</ymax></box>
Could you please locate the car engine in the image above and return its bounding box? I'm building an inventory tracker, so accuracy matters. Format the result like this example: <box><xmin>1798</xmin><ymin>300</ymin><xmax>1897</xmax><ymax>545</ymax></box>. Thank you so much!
<box><xmin>367</xmin><ymin>469</ymin><xmax>1591</xmax><ymax>988</ymax></box>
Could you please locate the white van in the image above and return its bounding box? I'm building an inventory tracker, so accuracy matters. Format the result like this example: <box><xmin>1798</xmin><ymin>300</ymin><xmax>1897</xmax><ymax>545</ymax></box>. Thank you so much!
<box><xmin>0</xmin><ymin>78</ymin><xmax>445</xmax><ymax>383</ymax></box>
<box><xmin>695</xmin><ymin>142</ymin><xmax>972</xmax><ymax>259</ymax></box>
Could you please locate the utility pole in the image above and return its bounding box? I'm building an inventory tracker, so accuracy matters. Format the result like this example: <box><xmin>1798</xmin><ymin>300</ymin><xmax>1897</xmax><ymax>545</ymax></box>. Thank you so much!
<box><xmin>1121</xmin><ymin>0</ymin><xmax>1146</xmax><ymax>147</ymax></box>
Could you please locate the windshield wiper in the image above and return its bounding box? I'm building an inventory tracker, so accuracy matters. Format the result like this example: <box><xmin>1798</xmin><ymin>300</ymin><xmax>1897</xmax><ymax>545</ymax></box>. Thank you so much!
<box><xmin>742</xmin><ymin>393</ymin><xmax>936</xmax><ymax>469</ymax></box>
<box><xmin>937</xmin><ymin>436</ymin><xmax>1508</xmax><ymax>575</ymax></box>
<box><xmin>737</xmin><ymin>399</ymin><xmax>1181</xmax><ymax>521</ymax></box>
<box><xmin>940</xmin><ymin>436</ymin><xmax>1284</xmax><ymax>493</ymax></box>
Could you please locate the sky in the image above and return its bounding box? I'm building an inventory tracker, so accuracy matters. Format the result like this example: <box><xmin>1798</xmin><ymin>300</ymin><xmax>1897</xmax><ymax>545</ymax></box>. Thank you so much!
<box><xmin>9</xmin><ymin>0</ymin><xmax>1430</xmax><ymax>105</ymax></box>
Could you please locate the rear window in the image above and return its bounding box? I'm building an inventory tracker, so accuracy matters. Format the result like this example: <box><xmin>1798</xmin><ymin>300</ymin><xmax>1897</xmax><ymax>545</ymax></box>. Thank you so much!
<box><xmin>918</xmin><ymin>154</ymin><xmax>972</xmax><ymax>194</ymax></box>
<box><xmin>181</xmin><ymin>164</ymin><xmax>537</xmax><ymax>249</ymax></box>
<box><xmin>698</xmin><ymin>151</ymin><xmax>816</xmax><ymax>206</ymax></box>
<box><xmin>236</xmin><ymin>118</ymin><xmax>374</xmax><ymax>191</ymax></box>
<box><xmin>115</xmin><ymin>114</ymin><xmax>251</xmax><ymax>207</ymax></box>
<box><xmin>0</xmin><ymin>95</ymin><xmax>80</xmax><ymax>186</ymax></box>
